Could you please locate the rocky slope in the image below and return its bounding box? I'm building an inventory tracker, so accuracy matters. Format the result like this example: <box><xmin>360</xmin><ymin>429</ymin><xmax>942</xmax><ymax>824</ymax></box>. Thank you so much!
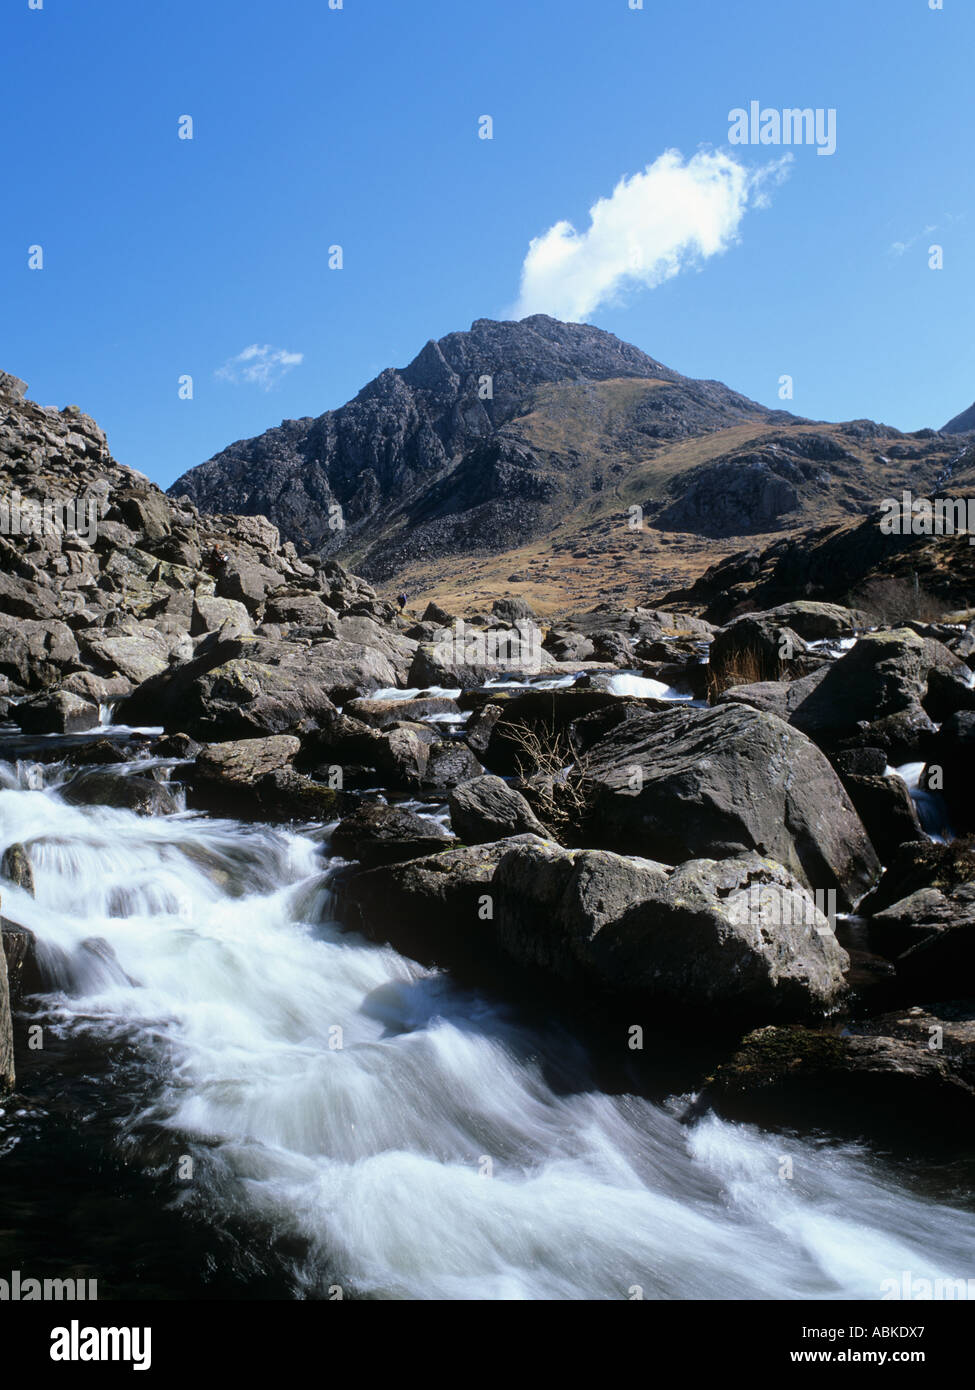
<box><xmin>169</xmin><ymin>318</ymin><xmax>962</xmax><ymax>613</ymax></box>
<box><xmin>2</xmin><ymin>368</ymin><xmax>974</xmax><ymax>1153</ymax></box>
<box><xmin>943</xmin><ymin>400</ymin><xmax>975</xmax><ymax>434</ymax></box>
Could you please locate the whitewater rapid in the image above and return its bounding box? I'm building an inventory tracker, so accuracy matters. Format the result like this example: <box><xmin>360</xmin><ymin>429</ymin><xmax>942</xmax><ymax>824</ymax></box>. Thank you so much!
<box><xmin>1</xmin><ymin>758</ymin><xmax>973</xmax><ymax>1300</ymax></box>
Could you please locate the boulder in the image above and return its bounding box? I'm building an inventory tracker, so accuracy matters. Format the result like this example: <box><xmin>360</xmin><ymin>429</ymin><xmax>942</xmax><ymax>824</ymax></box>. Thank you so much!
<box><xmin>837</xmin><ymin>773</ymin><xmax>925</xmax><ymax>864</ymax></box>
<box><xmin>0</xmin><ymin>616</ymin><xmax>80</xmax><ymax>689</ymax></box>
<box><xmin>60</xmin><ymin>771</ymin><xmax>179</xmax><ymax>817</ymax></box>
<box><xmin>185</xmin><ymin>735</ymin><xmax>344</xmax><ymax>820</ymax></box>
<box><xmin>448</xmin><ymin>775</ymin><xmax>548</xmax><ymax>844</ymax></box>
<box><xmin>1</xmin><ymin>843</ymin><xmax>35</xmax><ymax>895</ymax></box>
<box><xmin>191</xmin><ymin>596</ymin><xmax>254</xmax><ymax>637</ymax></box>
<box><xmin>926</xmin><ymin>711</ymin><xmax>975</xmax><ymax>833</ymax></box>
<box><xmin>79</xmin><ymin>630</ymin><xmax>176</xmax><ymax>684</ymax></box>
<box><xmin>13</xmin><ymin>690</ymin><xmax>100</xmax><ymax>734</ymax></box>
<box><xmin>720</xmin><ymin>628</ymin><xmax>962</xmax><ymax>759</ymax></box>
<box><xmin>345</xmin><ymin>695</ymin><xmax>461</xmax><ymax>728</ymax></box>
<box><xmin>580</xmin><ymin>703</ymin><xmax>880</xmax><ymax>908</ymax></box>
<box><xmin>119</xmin><ymin>635</ymin><xmax>397</xmax><ymax>739</ymax></box>
<box><xmin>760</xmin><ymin>601</ymin><xmax>867</xmax><ymax>641</ymax></box>
<box><xmin>331</xmin><ymin>803</ymin><xmax>452</xmax><ymax>868</ymax></box>
<box><xmin>420</xmin><ymin>740</ymin><xmax>484</xmax><ymax>793</ymax></box>
<box><xmin>491</xmin><ymin>843</ymin><xmax>848</xmax><ymax>1018</ymax></box>
<box><xmin>194</xmin><ymin>734</ymin><xmax>300</xmax><ymax>783</ymax></box>
<box><xmin>341</xmin><ymin>835</ymin><xmax>545</xmax><ymax>956</ymax></box>
<box><xmin>698</xmin><ymin>1006</ymin><xmax>975</xmax><ymax>1143</ymax></box>
<box><xmin>407</xmin><ymin>634</ymin><xmax>557</xmax><ymax>691</ymax></box>
<box><xmin>491</xmin><ymin>596</ymin><xmax>539</xmax><ymax>625</ymax></box>
<box><xmin>709</xmin><ymin>614</ymin><xmax>808</xmax><ymax>690</ymax></box>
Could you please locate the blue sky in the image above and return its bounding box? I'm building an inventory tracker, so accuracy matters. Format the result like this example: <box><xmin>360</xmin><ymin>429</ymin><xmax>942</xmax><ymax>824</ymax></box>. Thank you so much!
<box><xmin>2</xmin><ymin>0</ymin><xmax>971</xmax><ymax>489</ymax></box>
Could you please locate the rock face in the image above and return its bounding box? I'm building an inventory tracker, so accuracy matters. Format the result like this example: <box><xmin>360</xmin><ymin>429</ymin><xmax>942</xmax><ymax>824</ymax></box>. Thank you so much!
<box><xmin>579</xmin><ymin>704</ymin><xmax>880</xmax><ymax>907</ymax></box>
<box><xmin>0</xmin><ymin>371</ymin><xmax>411</xmax><ymax>743</ymax></box>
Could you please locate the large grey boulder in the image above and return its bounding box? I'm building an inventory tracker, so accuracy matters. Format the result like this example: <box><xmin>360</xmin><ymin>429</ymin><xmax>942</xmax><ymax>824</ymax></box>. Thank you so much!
<box><xmin>720</xmin><ymin>627</ymin><xmax>966</xmax><ymax>758</ymax></box>
<box><xmin>580</xmin><ymin>703</ymin><xmax>880</xmax><ymax>907</ymax></box>
<box><xmin>448</xmin><ymin>774</ymin><xmax>547</xmax><ymax>844</ymax></box>
<box><xmin>491</xmin><ymin>843</ymin><xmax>848</xmax><ymax>1018</ymax></box>
<box><xmin>759</xmin><ymin>601</ymin><xmax>868</xmax><ymax>641</ymax></box>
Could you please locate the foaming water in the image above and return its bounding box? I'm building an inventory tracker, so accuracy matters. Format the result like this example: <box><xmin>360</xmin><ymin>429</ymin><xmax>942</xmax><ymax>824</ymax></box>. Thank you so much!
<box><xmin>1</xmin><ymin>766</ymin><xmax>973</xmax><ymax>1300</ymax></box>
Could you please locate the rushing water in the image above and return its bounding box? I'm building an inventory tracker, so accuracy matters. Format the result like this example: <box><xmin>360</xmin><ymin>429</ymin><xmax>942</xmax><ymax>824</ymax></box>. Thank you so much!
<box><xmin>1</xmin><ymin>749</ymin><xmax>974</xmax><ymax>1301</ymax></box>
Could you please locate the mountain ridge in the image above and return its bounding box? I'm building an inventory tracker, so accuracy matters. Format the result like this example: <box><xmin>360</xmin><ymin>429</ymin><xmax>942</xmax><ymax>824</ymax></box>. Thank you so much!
<box><xmin>169</xmin><ymin>316</ymin><xmax>964</xmax><ymax>612</ymax></box>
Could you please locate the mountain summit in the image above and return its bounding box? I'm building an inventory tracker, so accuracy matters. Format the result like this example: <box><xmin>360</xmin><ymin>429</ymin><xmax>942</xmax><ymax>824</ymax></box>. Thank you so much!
<box><xmin>170</xmin><ymin>316</ymin><xmax>956</xmax><ymax>610</ymax></box>
<box><xmin>170</xmin><ymin>316</ymin><xmax>781</xmax><ymax>566</ymax></box>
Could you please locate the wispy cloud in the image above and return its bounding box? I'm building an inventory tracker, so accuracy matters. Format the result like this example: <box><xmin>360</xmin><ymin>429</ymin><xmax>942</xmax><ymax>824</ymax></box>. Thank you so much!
<box><xmin>513</xmin><ymin>148</ymin><xmax>791</xmax><ymax>322</ymax></box>
<box><xmin>215</xmin><ymin>344</ymin><xmax>303</xmax><ymax>390</ymax></box>
<box><xmin>889</xmin><ymin>224</ymin><xmax>937</xmax><ymax>257</ymax></box>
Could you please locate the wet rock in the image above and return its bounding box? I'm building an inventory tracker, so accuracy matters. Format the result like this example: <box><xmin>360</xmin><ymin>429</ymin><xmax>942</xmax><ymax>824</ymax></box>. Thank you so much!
<box><xmin>448</xmin><ymin>775</ymin><xmax>547</xmax><ymax>845</ymax></box>
<box><xmin>2</xmin><ymin>917</ymin><xmax>42</xmax><ymax>997</ymax></box>
<box><xmin>13</xmin><ymin>690</ymin><xmax>100</xmax><ymax>735</ymax></box>
<box><xmin>1</xmin><ymin>843</ymin><xmax>35</xmax><ymax>895</ymax></box>
<box><xmin>152</xmin><ymin>732</ymin><xmax>200</xmax><ymax>760</ymax></box>
<box><xmin>62</xmin><ymin>738</ymin><xmax>132</xmax><ymax>766</ymax></box>
<box><xmin>341</xmin><ymin>834</ymin><xmax>546</xmax><ymax>954</ymax></box>
<box><xmin>60</xmin><ymin>770</ymin><xmax>179</xmax><ymax>816</ymax></box>
<box><xmin>0</xmin><ymin>941</ymin><xmax>12</xmax><ymax>1093</ymax></box>
<box><xmin>345</xmin><ymin>695</ymin><xmax>461</xmax><ymax>728</ymax></box>
<box><xmin>251</xmin><ymin>768</ymin><xmax>343</xmax><ymax>822</ymax></box>
<box><xmin>698</xmin><ymin>1005</ymin><xmax>975</xmax><ymax>1143</ymax></box>
<box><xmin>331</xmin><ymin>803</ymin><xmax>452</xmax><ymax>868</ymax></box>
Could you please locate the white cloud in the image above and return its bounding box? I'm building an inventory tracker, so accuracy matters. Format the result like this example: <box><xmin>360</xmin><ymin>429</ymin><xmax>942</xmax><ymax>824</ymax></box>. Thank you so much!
<box><xmin>215</xmin><ymin>344</ymin><xmax>303</xmax><ymax>390</ymax></box>
<box><xmin>513</xmin><ymin>149</ymin><xmax>792</xmax><ymax>322</ymax></box>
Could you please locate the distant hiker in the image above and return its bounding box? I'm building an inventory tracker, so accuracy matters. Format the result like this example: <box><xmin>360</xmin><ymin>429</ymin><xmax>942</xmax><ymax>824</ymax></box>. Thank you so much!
<box><xmin>397</xmin><ymin>591</ymin><xmax>408</xmax><ymax>611</ymax></box>
<box><xmin>205</xmin><ymin>544</ymin><xmax>230</xmax><ymax>576</ymax></box>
